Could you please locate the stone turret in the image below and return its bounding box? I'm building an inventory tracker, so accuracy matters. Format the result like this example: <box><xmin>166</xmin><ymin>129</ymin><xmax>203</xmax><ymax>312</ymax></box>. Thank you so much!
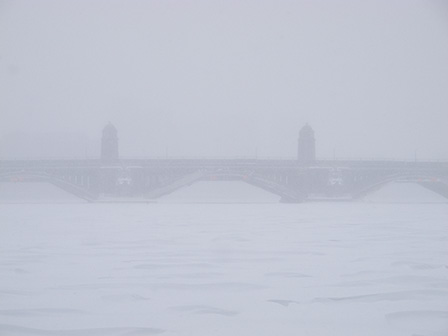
<box><xmin>101</xmin><ymin>123</ymin><xmax>119</xmax><ymax>162</ymax></box>
<box><xmin>298</xmin><ymin>123</ymin><xmax>315</xmax><ymax>163</ymax></box>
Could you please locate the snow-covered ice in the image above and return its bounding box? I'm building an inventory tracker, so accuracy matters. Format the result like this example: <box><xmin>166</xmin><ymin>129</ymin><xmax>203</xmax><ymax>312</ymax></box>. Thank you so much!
<box><xmin>0</xmin><ymin>182</ymin><xmax>447</xmax><ymax>335</ymax></box>
<box><xmin>363</xmin><ymin>182</ymin><xmax>447</xmax><ymax>204</ymax></box>
<box><xmin>0</xmin><ymin>183</ymin><xmax>86</xmax><ymax>204</ymax></box>
<box><xmin>159</xmin><ymin>181</ymin><xmax>281</xmax><ymax>203</ymax></box>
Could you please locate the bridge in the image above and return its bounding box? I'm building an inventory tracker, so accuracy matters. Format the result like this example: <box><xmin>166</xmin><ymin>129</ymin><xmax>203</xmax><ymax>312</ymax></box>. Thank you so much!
<box><xmin>1</xmin><ymin>124</ymin><xmax>447</xmax><ymax>202</ymax></box>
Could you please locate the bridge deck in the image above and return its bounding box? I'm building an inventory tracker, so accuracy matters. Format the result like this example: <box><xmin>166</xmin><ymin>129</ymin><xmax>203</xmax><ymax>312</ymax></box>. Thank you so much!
<box><xmin>1</xmin><ymin>158</ymin><xmax>447</xmax><ymax>170</ymax></box>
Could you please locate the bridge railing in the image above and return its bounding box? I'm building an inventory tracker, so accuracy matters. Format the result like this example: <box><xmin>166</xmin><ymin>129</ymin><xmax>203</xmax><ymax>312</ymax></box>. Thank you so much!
<box><xmin>1</xmin><ymin>154</ymin><xmax>447</xmax><ymax>161</ymax></box>
<box><xmin>1</xmin><ymin>156</ymin><xmax>447</xmax><ymax>169</ymax></box>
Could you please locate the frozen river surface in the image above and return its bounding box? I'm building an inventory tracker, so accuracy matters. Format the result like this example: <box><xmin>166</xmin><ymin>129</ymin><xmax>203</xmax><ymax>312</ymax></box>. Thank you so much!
<box><xmin>0</xmin><ymin>188</ymin><xmax>448</xmax><ymax>335</ymax></box>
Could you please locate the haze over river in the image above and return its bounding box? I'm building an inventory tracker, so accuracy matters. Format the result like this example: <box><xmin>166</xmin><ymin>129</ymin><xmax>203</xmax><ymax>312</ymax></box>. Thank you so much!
<box><xmin>0</xmin><ymin>182</ymin><xmax>447</xmax><ymax>336</ymax></box>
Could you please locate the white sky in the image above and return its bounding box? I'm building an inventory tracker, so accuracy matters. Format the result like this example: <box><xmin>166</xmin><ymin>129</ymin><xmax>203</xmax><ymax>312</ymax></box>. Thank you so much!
<box><xmin>1</xmin><ymin>0</ymin><xmax>447</xmax><ymax>160</ymax></box>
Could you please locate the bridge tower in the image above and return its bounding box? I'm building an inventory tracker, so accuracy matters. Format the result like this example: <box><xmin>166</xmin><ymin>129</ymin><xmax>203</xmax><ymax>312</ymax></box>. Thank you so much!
<box><xmin>101</xmin><ymin>123</ymin><xmax>119</xmax><ymax>162</ymax></box>
<box><xmin>298</xmin><ymin>123</ymin><xmax>315</xmax><ymax>163</ymax></box>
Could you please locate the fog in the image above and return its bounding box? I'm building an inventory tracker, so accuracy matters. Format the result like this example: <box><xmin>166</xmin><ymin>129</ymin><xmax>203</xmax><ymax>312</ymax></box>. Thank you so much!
<box><xmin>1</xmin><ymin>0</ymin><xmax>448</xmax><ymax>159</ymax></box>
<box><xmin>1</xmin><ymin>3</ymin><xmax>448</xmax><ymax>335</ymax></box>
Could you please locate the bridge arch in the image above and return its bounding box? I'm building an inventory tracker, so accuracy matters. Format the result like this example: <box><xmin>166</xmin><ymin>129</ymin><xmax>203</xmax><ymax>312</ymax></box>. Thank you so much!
<box><xmin>352</xmin><ymin>172</ymin><xmax>448</xmax><ymax>200</ymax></box>
<box><xmin>0</xmin><ymin>171</ymin><xmax>97</xmax><ymax>202</ymax></box>
<box><xmin>145</xmin><ymin>170</ymin><xmax>305</xmax><ymax>203</ymax></box>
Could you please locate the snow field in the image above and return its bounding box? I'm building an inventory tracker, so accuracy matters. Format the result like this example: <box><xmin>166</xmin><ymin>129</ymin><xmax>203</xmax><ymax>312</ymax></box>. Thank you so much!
<box><xmin>0</xmin><ymin>202</ymin><xmax>447</xmax><ymax>335</ymax></box>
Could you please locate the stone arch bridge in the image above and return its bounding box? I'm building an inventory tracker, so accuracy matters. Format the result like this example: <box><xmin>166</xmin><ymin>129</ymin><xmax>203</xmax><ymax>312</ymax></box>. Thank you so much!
<box><xmin>1</xmin><ymin>158</ymin><xmax>447</xmax><ymax>202</ymax></box>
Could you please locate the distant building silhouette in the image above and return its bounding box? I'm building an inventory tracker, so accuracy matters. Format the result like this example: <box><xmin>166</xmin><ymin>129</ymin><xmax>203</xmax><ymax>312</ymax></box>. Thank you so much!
<box><xmin>101</xmin><ymin>123</ymin><xmax>119</xmax><ymax>161</ymax></box>
<box><xmin>298</xmin><ymin>124</ymin><xmax>315</xmax><ymax>163</ymax></box>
